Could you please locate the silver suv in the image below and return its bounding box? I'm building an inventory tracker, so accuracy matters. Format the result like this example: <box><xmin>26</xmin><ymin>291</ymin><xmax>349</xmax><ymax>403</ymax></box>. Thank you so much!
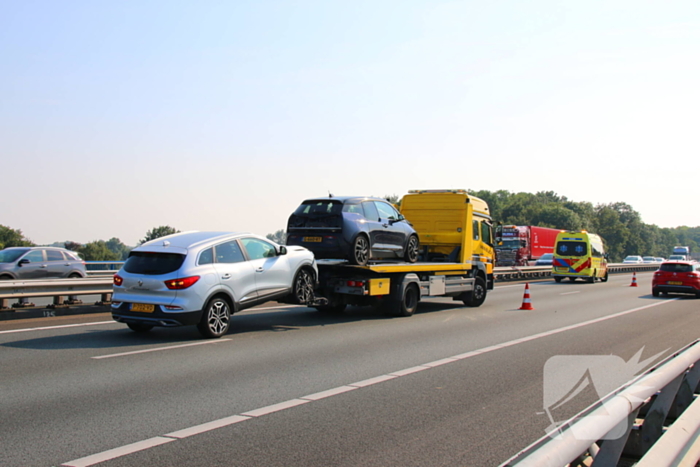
<box><xmin>0</xmin><ymin>247</ymin><xmax>86</xmax><ymax>280</ymax></box>
<box><xmin>111</xmin><ymin>231</ymin><xmax>318</xmax><ymax>338</ymax></box>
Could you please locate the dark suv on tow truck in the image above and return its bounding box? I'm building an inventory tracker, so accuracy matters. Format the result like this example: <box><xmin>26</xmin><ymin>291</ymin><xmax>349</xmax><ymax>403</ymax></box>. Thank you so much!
<box><xmin>286</xmin><ymin>196</ymin><xmax>419</xmax><ymax>266</ymax></box>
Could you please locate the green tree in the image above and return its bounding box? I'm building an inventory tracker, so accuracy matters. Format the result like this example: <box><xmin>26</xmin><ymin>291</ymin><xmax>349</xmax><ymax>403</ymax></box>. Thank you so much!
<box><xmin>530</xmin><ymin>204</ymin><xmax>582</xmax><ymax>231</ymax></box>
<box><xmin>266</xmin><ymin>230</ymin><xmax>287</xmax><ymax>244</ymax></box>
<box><xmin>141</xmin><ymin>226</ymin><xmax>180</xmax><ymax>244</ymax></box>
<box><xmin>77</xmin><ymin>241</ymin><xmax>120</xmax><ymax>261</ymax></box>
<box><xmin>594</xmin><ymin>206</ymin><xmax>629</xmax><ymax>262</ymax></box>
<box><xmin>64</xmin><ymin>241</ymin><xmax>82</xmax><ymax>251</ymax></box>
<box><xmin>0</xmin><ymin>225</ymin><xmax>34</xmax><ymax>249</ymax></box>
<box><xmin>105</xmin><ymin>237</ymin><xmax>131</xmax><ymax>260</ymax></box>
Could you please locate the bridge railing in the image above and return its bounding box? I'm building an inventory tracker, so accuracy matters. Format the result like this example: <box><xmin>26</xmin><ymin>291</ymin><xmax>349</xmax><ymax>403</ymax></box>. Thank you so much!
<box><xmin>500</xmin><ymin>339</ymin><xmax>700</xmax><ymax>467</ymax></box>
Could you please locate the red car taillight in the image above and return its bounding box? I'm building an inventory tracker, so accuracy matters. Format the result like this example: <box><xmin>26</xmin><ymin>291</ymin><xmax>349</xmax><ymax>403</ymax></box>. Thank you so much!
<box><xmin>164</xmin><ymin>276</ymin><xmax>201</xmax><ymax>290</ymax></box>
<box><xmin>347</xmin><ymin>280</ymin><xmax>366</xmax><ymax>287</ymax></box>
<box><xmin>113</xmin><ymin>274</ymin><xmax>123</xmax><ymax>286</ymax></box>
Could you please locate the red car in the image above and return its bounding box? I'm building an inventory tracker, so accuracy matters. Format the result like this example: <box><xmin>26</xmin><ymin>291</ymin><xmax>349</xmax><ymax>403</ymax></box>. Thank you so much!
<box><xmin>652</xmin><ymin>260</ymin><xmax>700</xmax><ymax>298</ymax></box>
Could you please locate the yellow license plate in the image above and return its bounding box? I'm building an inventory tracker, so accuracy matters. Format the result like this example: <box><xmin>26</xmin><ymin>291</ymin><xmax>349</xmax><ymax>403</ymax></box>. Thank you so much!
<box><xmin>303</xmin><ymin>237</ymin><xmax>323</xmax><ymax>242</ymax></box>
<box><xmin>668</xmin><ymin>281</ymin><xmax>682</xmax><ymax>285</ymax></box>
<box><xmin>131</xmin><ymin>303</ymin><xmax>155</xmax><ymax>312</ymax></box>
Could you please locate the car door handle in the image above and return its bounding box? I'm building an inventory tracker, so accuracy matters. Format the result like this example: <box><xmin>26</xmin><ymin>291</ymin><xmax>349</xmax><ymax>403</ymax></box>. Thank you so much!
<box><xmin>40</xmin><ymin>265</ymin><xmax>48</xmax><ymax>268</ymax></box>
<box><xmin>256</xmin><ymin>267</ymin><xmax>264</xmax><ymax>273</ymax></box>
<box><xmin>222</xmin><ymin>273</ymin><xmax>231</xmax><ymax>279</ymax></box>
<box><xmin>382</xmin><ymin>224</ymin><xmax>389</xmax><ymax>228</ymax></box>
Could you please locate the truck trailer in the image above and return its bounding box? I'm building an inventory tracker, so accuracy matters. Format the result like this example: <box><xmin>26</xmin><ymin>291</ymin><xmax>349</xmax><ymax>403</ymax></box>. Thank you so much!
<box><xmin>313</xmin><ymin>190</ymin><xmax>495</xmax><ymax>316</ymax></box>
<box><xmin>495</xmin><ymin>225</ymin><xmax>561</xmax><ymax>267</ymax></box>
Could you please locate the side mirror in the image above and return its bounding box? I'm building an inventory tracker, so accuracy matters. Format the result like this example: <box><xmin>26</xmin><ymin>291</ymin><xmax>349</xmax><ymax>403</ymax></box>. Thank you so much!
<box><xmin>278</xmin><ymin>246</ymin><xmax>287</xmax><ymax>256</ymax></box>
<box><xmin>18</xmin><ymin>259</ymin><xmax>30</xmax><ymax>267</ymax></box>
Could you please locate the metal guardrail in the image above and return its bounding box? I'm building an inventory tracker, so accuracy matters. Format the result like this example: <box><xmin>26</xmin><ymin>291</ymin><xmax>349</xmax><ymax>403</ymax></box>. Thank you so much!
<box><xmin>0</xmin><ymin>278</ymin><xmax>113</xmax><ymax>310</ymax></box>
<box><xmin>494</xmin><ymin>263</ymin><xmax>660</xmax><ymax>281</ymax></box>
<box><xmin>0</xmin><ymin>263</ymin><xmax>660</xmax><ymax>311</ymax></box>
<box><xmin>500</xmin><ymin>339</ymin><xmax>700</xmax><ymax>467</ymax></box>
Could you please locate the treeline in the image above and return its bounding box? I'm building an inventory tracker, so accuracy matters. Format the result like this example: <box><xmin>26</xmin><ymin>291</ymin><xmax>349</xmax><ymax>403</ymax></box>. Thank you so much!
<box><xmin>471</xmin><ymin>190</ymin><xmax>699</xmax><ymax>262</ymax></box>
<box><xmin>0</xmin><ymin>225</ymin><xmax>179</xmax><ymax>261</ymax></box>
<box><xmin>3</xmin><ymin>191</ymin><xmax>699</xmax><ymax>263</ymax></box>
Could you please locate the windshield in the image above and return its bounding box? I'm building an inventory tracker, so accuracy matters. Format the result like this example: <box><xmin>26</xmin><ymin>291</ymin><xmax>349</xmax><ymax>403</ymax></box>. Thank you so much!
<box><xmin>540</xmin><ymin>253</ymin><xmax>553</xmax><ymax>260</ymax></box>
<box><xmin>556</xmin><ymin>241</ymin><xmax>587</xmax><ymax>257</ymax></box>
<box><xmin>0</xmin><ymin>248</ymin><xmax>30</xmax><ymax>263</ymax></box>
<box><xmin>498</xmin><ymin>240</ymin><xmax>520</xmax><ymax>249</ymax></box>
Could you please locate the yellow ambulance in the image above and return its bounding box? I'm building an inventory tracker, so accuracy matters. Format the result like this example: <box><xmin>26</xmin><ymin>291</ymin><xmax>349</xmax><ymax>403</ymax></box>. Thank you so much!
<box><xmin>552</xmin><ymin>231</ymin><xmax>608</xmax><ymax>283</ymax></box>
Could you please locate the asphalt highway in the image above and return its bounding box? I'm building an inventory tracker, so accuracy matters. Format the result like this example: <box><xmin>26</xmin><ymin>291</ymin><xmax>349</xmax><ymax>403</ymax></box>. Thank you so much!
<box><xmin>1</xmin><ymin>271</ymin><xmax>698</xmax><ymax>467</ymax></box>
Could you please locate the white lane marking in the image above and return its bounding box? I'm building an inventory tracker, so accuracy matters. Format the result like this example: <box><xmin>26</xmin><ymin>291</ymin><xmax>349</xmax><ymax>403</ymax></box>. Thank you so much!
<box><xmin>91</xmin><ymin>339</ymin><xmax>232</xmax><ymax>359</ymax></box>
<box><xmin>62</xmin><ymin>298</ymin><xmax>678</xmax><ymax>467</ymax></box>
<box><xmin>301</xmin><ymin>386</ymin><xmax>358</xmax><ymax>401</ymax></box>
<box><xmin>0</xmin><ymin>321</ymin><xmax>116</xmax><ymax>335</ymax></box>
<box><xmin>62</xmin><ymin>437</ymin><xmax>176</xmax><ymax>467</ymax></box>
<box><xmin>349</xmin><ymin>374</ymin><xmax>398</xmax><ymax>387</ymax></box>
<box><xmin>560</xmin><ymin>291</ymin><xmax>581</xmax><ymax>295</ymax></box>
<box><xmin>423</xmin><ymin>357</ymin><xmax>460</xmax><ymax>368</ymax></box>
<box><xmin>165</xmin><ymin>415</ymin><xmax>251</xmax><ymax>439</ymax></box>
<box><xmin>241</xmin><ymin>399</ymin><xmax>310</xmax><ymax>417</ymax></box>
<box><xmin>389</xmin><ymin>365</ymin><xmax>431</xmax><ymax>376</ymax></box>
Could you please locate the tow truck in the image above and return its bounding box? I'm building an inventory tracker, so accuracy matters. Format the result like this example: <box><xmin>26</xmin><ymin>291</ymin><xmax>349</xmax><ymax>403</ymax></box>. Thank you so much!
<box><xmin>312</xmin><ymin>190</ymin><xmax>496</xmax><ymax>316</ymax></box>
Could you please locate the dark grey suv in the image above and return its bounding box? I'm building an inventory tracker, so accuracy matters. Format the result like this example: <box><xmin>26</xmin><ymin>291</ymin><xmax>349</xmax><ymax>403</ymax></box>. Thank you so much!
<box><xmin>286</xmin><ymin>196</ymin><xmax>419</xmax><ymax>266</ymax></box>
<box><xmin>0</xmin><ymin>247</ymin><xmax>87</xmax><ymax>280</ymax></box>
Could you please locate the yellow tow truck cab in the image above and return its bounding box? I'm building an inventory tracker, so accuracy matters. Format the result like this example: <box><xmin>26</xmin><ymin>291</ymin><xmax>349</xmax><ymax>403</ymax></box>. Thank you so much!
<box><xmin>314</xmin><ymin>190</ymin><xmax>495</xmax><ymax>316</ymax></box>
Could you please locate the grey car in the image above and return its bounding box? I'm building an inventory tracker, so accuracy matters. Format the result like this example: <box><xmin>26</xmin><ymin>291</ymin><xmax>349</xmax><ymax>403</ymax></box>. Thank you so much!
<box><xmin>0</xmin><ymin>247</ymin><xmax>87</xmax><ymax>280</ymax></box>
<box><xmin>111</xmin><ymin>231</ymin><xmax>318</xmax><ymax>338</ymax></box>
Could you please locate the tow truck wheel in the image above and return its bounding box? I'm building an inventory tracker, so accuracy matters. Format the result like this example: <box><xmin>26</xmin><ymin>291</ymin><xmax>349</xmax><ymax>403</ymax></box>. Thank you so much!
<box><xmin>350</xmin><ymin>235</ymin><xmax>370</xmax><ymax>266</ymax></box>
<box><xmin>403</xmin><ymin>235</ymin><xmax>419</xmax><ymax>263</ymax></box>
<box><xmin>462</xmin><ymin>276</ymin><xmax>486</xmax><ymax>307</ymax></box>
<box><xmin>395</xmin><ymin>283</ymin><xmax>419</xmax><ymax>317</ymax></box>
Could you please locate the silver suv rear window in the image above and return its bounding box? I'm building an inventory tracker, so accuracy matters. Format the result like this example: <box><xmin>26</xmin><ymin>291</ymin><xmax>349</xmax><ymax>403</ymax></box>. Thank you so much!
<box><xmin>123</xmin><ymin>252</ymin><xmax>185</xmax><ymax>275</ymax></box>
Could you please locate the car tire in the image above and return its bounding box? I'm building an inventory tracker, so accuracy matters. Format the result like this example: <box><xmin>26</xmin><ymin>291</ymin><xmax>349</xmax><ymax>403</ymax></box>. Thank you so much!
<box><xmin>554</xmin><ymin>277</ymin><xmax>562</xmax><ymax>283</ymax></box>
<box><xmin>587</xmin><ymin>272</ymin><xmax>595</xmax><ymax>284</ymax></box>
<box><xmin>652</xmin><ymin>289</ymin><xmax>660</xmax><ymax>297</ymax></box>
<box><xmin>127</xmin><ymin>323</ymin><xmax>153</xmax><ymax>333</ymax></box>
<box><xmin>601</xmin><ymin>271</ymin><xmax>609</xmax><ymax>282</ymax></box>
<box><xmin>197</xmin><ymin>296</ymin><xmax>231</xmax><ymax>338</ymax></box>
<box><xmin>394</xmin><ymin>283</ymin><xmax>419</xmax><ymax>317</ymax></box>
<box><xmin>568</xmin><ymin>277</ymin><xmax>576</xmax><ymax>282</ymax></box>
<box><xmin>349</xmin><ymin>235</ymin><xmax>370</xmax><ymax>266</ymax></box>
<box><xmin>315</xmin><ymin>303</ymin><xmax>347</xmax><ymax>313</ymax></box>
<box><xmin>68</xmin><ymin>273</ymin><xmax>82</xmax><ymax>278</ymax></box>
<box><xmin>292</xmin><ymin>268</ymin><xmax>315</xmax><ymax>305</ymax></box>
<box><xmin>0</xmin><ymin>275</ymin><xmax>12</xmax><ymax>280</ymax></box>
<box><xmin>462</xmin><ymin>276</ymin><xmax>487</xmax><ymax>307</ymax></box>
<box><xmin>403</xmin><ymin>235</ymin><xmax>419</xmax><ymax>263</ymax></box>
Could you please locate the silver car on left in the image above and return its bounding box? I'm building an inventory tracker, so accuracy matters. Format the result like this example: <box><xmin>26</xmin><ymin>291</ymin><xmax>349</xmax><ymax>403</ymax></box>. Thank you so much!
<box><xmin>111</xmin><ymin>231</ymin><xmax>317</xmax><ymax>338</ymax></box>
<box><xmin>0</xmin><ymin>247</ymin><xmax>86</xmax><ymax>280</ymax></box>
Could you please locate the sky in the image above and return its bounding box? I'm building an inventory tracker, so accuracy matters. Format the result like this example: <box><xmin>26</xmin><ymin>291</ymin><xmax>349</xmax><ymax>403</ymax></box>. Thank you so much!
<box><xmin>2</xmin><ymin>0</ymin><xmax>699</xmax><ymax>247</ymax></box>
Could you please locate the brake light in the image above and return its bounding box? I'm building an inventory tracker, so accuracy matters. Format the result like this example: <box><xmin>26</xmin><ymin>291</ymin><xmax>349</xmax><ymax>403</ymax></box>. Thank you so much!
<box><xmin>164</xmin><ymin>276</ymin><xmax>200</xmax><ymax>290</ymax></box>
<box><xmin>688</xmin><ymin>272</ymin><xmax>700</xmax><ymax>278</ymax></box>
<box><xmin>114</xmin><ymin>274</ymin><xmax>123</xmax><ymax>286</ymax></box>
<box><xmin>347</xmin><ymin>280</ymin><xmax>365</xmax><ymax>287</ymax></box>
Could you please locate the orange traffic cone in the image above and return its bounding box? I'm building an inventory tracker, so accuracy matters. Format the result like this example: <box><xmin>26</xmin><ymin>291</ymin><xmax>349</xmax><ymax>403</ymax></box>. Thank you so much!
<box><xmin>630</xmin><ymin>272</ymin><xmax>638</xmax><ymax>287</ymax></box>
<box><xmin>520</xmin><ymin>283</ymin><xmax>534</xmax><ymax>310</ymax></box>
